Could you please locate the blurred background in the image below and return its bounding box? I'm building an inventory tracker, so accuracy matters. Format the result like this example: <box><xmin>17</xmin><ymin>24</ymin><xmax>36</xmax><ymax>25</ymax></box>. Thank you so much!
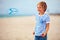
<box><xmin>0</xmin><ymin>0</ymin><xmax>60</xmax><ymax>40</ymax></box>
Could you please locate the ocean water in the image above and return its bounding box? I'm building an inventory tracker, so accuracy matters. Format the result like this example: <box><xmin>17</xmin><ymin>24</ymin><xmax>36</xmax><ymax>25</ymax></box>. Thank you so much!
<box><xmin>0</xmin><ymin>14</ymin><xmax>33</xmax><ymax>18</ymax></box>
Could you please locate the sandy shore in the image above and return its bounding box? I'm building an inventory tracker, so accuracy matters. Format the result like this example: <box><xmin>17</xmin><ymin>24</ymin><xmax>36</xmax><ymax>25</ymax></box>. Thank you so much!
<box><xmin>0</xmin><ymin>15</ymin><xmax>60</xmax><ymax>40</ymax></box>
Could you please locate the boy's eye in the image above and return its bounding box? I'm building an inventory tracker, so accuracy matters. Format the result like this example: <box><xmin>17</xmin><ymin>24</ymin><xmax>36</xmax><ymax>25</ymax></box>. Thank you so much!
<box><xmin>37</xmin><ymin>6</ymin><xmax>42</xmax><ymax>8</ymax></box>
<box><xmin>37</xmin><ymin>6</ymin><xmax>41</xmax><ymax>8</ymax></box>
<box><xmin>37</xmin><ymin>7</ymin><xmax>41</xmax><ymax>8</ymax></box>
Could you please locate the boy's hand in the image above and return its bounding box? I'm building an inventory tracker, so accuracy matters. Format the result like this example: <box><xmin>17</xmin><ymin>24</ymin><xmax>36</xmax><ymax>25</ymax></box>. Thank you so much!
<box><xmin>33</xmin><ymin>32</ymin><xmax>35</xmax><ymax>35</ymax></box>
<box><xmin>41</xmin><ymin>32</ymin><xmax>47</xmax><ymax>37</ymax></box>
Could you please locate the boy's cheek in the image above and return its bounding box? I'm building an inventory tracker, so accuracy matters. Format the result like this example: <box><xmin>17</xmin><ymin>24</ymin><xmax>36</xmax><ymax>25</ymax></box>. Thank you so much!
<box><xmin>37</xmin><ymin>9</ymin><xmax>41</xmax><ymax>11</ymax></box>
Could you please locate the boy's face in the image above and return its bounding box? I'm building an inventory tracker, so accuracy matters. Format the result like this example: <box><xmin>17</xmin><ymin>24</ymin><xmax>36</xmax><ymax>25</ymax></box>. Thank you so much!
<box><xmin>37</xmin><ymin>4</ymin><xmax>44</xmax><ymax>13</ymax></box>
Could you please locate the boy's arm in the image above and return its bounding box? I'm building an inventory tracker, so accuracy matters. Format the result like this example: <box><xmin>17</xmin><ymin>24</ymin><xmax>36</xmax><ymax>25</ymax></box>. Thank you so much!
<box><xmin>45</xmin><ymin>23</ymin><xmax>50</xmax><ymax>34</ymax></box>
<box><xmin>42</xmin><ymin>15</ymin><xmax>50</xmax><ymax>37</ymax></box>
<box><xmin>42</xmin><ymin>23</ymin><xmax>50</xmax><ymax>37</ymax></box>
<box><xmin>45</xmin><ymin>15</ymin><xmax>50</xmax><ymax>34</ymax></box>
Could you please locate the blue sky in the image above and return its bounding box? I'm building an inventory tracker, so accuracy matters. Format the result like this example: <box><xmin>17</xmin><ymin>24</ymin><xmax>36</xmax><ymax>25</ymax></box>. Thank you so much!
<box><xmin>0</xmin><ymin>0</ymin><xmax>60</xmax><ymax>16</ymax></box>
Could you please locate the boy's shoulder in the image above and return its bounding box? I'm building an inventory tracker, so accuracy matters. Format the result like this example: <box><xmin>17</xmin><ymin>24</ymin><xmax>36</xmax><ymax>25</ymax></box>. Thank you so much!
<box><xmin>43</xmin><ymin>13</ymin><xmax>50</xmax><ymax>19</ymax></box>
<box><xmin>44</xmin><ymin>13</ymin><xmax>50</xmax><ymax>17</ymax></box>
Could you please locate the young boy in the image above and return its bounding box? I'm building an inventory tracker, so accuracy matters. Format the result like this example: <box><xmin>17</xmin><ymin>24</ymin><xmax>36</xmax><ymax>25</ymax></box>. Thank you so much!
<box><xmin>33</xmin><ymin>1</ymin><xmax>50</xmax><ymax>40</ymax></box>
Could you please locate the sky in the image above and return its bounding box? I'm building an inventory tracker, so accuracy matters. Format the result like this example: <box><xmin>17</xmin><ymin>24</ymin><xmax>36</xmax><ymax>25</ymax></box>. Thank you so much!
<box><xmin>0</xmin><ymin>0</ymin><xmax>60</xmax><ymax>16</ymax></box>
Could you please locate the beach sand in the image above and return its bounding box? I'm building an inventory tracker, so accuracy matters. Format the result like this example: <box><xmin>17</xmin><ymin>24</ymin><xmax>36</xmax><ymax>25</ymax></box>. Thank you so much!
<box><xmin>0</xmin><ymin>15</ymin><xmax>60</xmax><ymax>40</ymax></box>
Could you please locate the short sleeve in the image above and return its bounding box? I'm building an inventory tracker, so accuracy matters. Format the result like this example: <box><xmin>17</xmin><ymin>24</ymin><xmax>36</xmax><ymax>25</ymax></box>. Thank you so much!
<box><xmin>46</xmin><ymin>15</ymin><xmax>50</xmax><ymax>23</ymax></box>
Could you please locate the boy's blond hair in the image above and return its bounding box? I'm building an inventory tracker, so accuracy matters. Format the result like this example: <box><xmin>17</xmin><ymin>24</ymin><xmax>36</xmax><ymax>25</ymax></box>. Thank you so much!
<box><xmin>37</xmin><ymin>1</ymin><xmax>47</xmax><ymax>12</ymax></box>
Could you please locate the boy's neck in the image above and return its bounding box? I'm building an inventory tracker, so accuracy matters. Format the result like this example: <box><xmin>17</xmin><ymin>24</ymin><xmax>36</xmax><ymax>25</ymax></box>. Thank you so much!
<box><xmin>39</xmin><ymin>12</ymin><xmax>45</xmax><ymax>16</ymax></box>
